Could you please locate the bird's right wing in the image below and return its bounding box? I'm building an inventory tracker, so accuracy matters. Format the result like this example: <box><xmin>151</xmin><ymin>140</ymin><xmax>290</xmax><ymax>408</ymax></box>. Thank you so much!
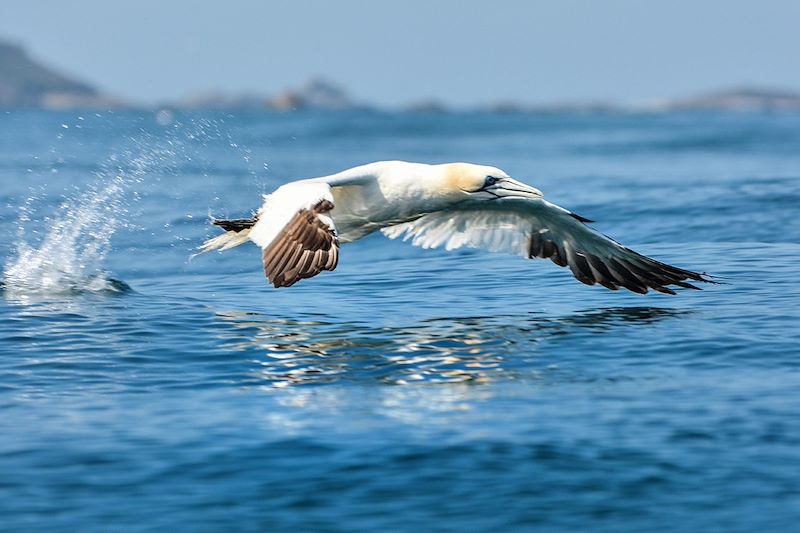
<box><xmin>382</xmin><ymin>198</ymin><xmax>712</xmax><ymax>294</ymax></box>
<box><xmin>249</xmin><ymin>182</ymin><xmax>339</xmax><ymax>288</ymax></box>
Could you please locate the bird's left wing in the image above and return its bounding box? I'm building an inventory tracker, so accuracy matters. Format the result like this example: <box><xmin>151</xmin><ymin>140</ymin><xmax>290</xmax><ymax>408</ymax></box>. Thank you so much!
<box><xmin>249</xmin><ymin>182</ymin><xmax>339</xmax><ymax>288</ymax></box>
<box><xmin>381</xmin><ymin>198</ymin><xmax>711</xmax><ymax>294</ymax></box>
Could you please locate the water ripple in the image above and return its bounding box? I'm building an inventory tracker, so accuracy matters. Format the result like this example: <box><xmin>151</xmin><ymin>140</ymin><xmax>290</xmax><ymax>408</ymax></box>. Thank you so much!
<box><xmin>213</xmin><ymin>307</ymin><xmax>687</xmax><ymax>387</ymax></box>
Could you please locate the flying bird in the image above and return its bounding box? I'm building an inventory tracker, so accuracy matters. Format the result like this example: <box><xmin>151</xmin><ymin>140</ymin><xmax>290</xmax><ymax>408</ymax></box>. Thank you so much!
<box><xmin>201</xmin><ymin>161</ymin><xmax>712</xmax><ymax>294</ymax></box>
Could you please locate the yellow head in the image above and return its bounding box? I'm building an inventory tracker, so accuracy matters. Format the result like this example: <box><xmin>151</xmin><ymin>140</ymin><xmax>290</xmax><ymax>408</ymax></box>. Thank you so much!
<box><xmin>436</xmin><ymin>162</ymin><xmax>543</xmax><ymax>201</ymax></box>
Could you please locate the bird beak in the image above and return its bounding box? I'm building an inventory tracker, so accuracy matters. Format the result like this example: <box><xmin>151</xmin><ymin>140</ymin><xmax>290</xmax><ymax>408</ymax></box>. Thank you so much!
<box><xmin>485</xmin><ymin>177</ymin><xmax>543</xmax><ymax>200</ymax></box>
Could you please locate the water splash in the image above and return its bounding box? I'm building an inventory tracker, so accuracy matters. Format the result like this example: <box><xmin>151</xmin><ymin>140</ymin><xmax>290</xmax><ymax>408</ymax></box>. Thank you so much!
<box><xmin>2</xmin><ymin>130</ymin><xmax>167</xmax><ymax>297</ymax></box>
<box><xmin>2</xmin><ymin>175</ymin><xmax>132</xmax><ymax>297</ymax></box>
<box><xmin>2</xmin><ymin>114</ymin><xmax>259</xmax><ymax>298</ymax></box>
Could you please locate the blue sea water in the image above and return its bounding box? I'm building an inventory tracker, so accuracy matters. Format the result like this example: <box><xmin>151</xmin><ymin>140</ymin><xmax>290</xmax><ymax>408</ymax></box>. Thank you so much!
<box><xmin>0</xmin><ymin>109</ymin><xmax>799</xmax><ymax>532</ymax></box>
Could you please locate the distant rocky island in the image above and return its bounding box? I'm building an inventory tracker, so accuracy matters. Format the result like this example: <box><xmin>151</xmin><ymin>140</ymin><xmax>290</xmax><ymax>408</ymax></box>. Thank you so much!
<box><xmin>656</xmin><ymin>87</ymin><xmax>800</xmax><ymax>112</ymax></box>
<box><xmin>0</xmin><ymin>40</ymin><xmax>121</xmax><ymax>109</ymax></box>
<box><xmin>3</xmin><ymin>38</ymin><xmax>800</xmax><ymax>113</ymax></box>
<box><xmin>170</xmin><ymin>78</ymin><xmax>362</xmax><ymax>111</ymax></box>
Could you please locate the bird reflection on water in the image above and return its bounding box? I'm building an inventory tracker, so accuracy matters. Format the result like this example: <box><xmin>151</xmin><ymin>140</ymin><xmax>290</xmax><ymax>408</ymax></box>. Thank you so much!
<box><xmin>214</xmin><ymin>307</ymin><xmax>686</xmax><ymax>388</ymax></box>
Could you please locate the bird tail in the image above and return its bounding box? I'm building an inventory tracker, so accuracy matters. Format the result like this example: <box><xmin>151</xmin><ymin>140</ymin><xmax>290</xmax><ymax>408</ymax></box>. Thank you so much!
<box><xmin>198</xmin><ymin>218</ymin><xmax>257</xmax><ymax>254</ymax></box>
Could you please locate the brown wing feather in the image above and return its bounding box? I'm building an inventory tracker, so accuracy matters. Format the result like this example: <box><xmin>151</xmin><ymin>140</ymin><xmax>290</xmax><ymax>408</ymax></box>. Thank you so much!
<box><xmin>262</xmin><ymin>199</ymin><xmax>339</xmax><ymax>288</ymax></box>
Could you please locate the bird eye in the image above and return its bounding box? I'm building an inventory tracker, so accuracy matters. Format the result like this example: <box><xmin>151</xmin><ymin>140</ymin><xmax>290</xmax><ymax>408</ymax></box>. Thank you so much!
<box><xmin>484</xmin><ymin>176</ymin><xmax>499</xmax><ymax>187</ymax></box>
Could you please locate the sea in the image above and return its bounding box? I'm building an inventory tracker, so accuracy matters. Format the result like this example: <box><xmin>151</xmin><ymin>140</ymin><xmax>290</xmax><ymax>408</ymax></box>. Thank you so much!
<box><xmin>0</xmin><ymin>109</ymin><xmax>798</xmax><ymax>532</ymax></box>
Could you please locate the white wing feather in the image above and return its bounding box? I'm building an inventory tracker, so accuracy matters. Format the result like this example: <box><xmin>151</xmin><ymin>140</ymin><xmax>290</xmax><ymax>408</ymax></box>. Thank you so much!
<box><xmin>381</xmin><ymin>199</ymin><xmax>579</xmax><ymax>255</ymax></box>
<box><xmin>382</xmin><ymin>209</ymin><xmax>528</xmax><ymax>253</ymax></box>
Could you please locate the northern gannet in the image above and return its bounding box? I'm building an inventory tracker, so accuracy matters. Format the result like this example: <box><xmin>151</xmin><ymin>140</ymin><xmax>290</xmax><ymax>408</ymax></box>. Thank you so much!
<box><xmin>201</xmin><ymin>161</ymin><xmax>712</xmax><ymax>294</ymax></box>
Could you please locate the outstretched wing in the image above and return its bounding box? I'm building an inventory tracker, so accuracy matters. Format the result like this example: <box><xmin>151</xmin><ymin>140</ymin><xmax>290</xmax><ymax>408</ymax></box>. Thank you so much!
<box><xmin>249</xmin><ymin>182</ymin><xmax>339</xmax><ymax>288</ymax></box>
<box><xmin>381</xmin><ymin>198</ymin><xmax>712</xmax><ymax>294</ymax></box>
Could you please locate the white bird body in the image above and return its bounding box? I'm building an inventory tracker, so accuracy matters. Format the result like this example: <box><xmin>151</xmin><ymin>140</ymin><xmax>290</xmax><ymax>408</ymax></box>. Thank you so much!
<box><xmin>308</xmin><ymin>161</ymin><xmax>486</xmax><ymax>241</ymax></box>
<box><xmin>202</xmin><ymin>161</ymin><xmax>711</xmax><ymax>293</ymax></box>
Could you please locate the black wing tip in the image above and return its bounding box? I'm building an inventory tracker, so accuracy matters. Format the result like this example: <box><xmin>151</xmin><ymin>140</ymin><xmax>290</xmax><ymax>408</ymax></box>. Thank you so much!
<box><xmin>569</xmin><ymin>212</ymin><xmax>594</xmax><ymax>224</ymax></box>
<box><xmin>591</xmin><ymin>256</ymin><xmax>718</xmax><ymax>295</ymax></box>
<box><xmin>212</xmin><ymin>217</ymin><xmax>257</xmax><ymax>232</ymax></box>
<box><xmin>669</xmin><ymin>269</ymin><xmax>722</xmax><ymax>288</ymax></box>
<box><xmin>697</xmin><ymin>272</ymin><xmax>727</xmax><ymax>285</ymax></box>
<box><xmin>634</xmin><ymin>266</ymin><xmax>719</xmax><ymax>294</ymax></box>
<box><xmin>528</xmin><ymin>223</ymin><xmax>721</xmax><ymax>295</ymax></box>
<box><xmin>641</xmin><ymin>269</ymin><xmax>721</xmax><ymax>295</ymax></box>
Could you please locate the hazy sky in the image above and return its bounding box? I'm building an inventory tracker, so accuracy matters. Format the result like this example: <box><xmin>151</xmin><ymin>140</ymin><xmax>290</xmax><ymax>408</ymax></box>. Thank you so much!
<box><xmin>2</xmin><ymin>0</ymin><xmax>799</xmax><ymax>106</ymax></box>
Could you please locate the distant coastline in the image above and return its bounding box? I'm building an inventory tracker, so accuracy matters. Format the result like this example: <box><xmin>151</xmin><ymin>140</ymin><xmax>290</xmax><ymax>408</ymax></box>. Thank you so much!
<box><xmin>0</xmin><ymin>40</ymin><xmax>123</xmax><ymax>109</ymax></box>
<box><xmin>3</xmin><ymin>39</ymin><xmax>800</xmax><ymax>113</ymax></box>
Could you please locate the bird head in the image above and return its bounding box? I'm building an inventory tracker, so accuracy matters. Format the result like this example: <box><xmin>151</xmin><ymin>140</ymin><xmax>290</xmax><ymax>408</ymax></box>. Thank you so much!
<box><xmin>438</xmin><ymin>162</ymin><xmax>544</xmax><ymax>201</ymax></box>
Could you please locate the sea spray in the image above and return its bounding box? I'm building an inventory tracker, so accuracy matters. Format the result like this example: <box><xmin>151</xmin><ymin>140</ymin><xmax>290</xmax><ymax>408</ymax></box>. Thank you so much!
<box><xmin>3</xmin><ymin>173</ymin><xmax>131</xmax><ymax>296</ymax></box>
<box><xmin>2</xmin><ymin>115</ymin><xmax>261</xmax><ymax>297</ymax></box>
<box><xmin>3</xmin><ymin>133</ymin><xmax>178</xmax><ymax>295</ymax></box>
<box><xmin>3</xmin><ymin>131</ymin><xmax>170</xmax><ymax>296</ymax></box>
